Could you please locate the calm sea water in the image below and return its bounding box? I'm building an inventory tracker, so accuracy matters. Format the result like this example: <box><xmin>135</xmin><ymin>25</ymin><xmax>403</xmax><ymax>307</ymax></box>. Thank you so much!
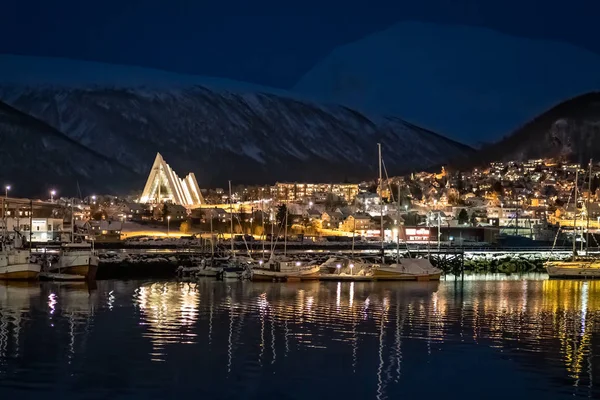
<box><xmin>0</xmin><ymin>274</ymin><xmax>598</xmax><ymax>399</ymax></box>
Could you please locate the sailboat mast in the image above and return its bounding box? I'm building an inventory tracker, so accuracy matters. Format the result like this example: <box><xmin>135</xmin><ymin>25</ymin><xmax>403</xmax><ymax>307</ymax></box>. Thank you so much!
<box><xmin>210</xmin><ymin>211</ymin><xmax>214</xmax><ymax>259</ymax></box>
<box><xmin>229</xmin><ymin>180</ymin><xmax>234</xmax><ymax>257</ymax></box>
<box><xmin>587</xmin><ymin>159</ymin><xmax>593</xmax><ymax>253</ymax></box>
<box><xmin>396</xmin><ymin>184</ymin><xmax>400</xmax><ymax>262</ymax></box>
<box><xmin>270</xmin><ymin>206</ymin><xmax>274</xmax><ymax>258</ymax></box>
<box><xmin>71</xmin><ymin>199</ymin><xmax>74</xmax><ymax>243</ymax></box>
<box><xmin>284</xmin><ymin>202</ymin><xmax>288</xmax><ymax>256</ymax></box>
<box><xmin>261</xmin><ymin>198</ymin><xmax>265</xmax><ymax>261</ymax></box>
<box><xmin>351</xmin><ymin>216</ymin><xmax>356</xmax><ymax>260</ymax></box>
<box><xmin>378</xmin><ymin>143</ymin><xmax>384</xmax><ymax>262</ymax></box>
<box><xmin>573</xmin><ymin>168</ymin><xmax>579</xmax><ymax>260</ymax></box>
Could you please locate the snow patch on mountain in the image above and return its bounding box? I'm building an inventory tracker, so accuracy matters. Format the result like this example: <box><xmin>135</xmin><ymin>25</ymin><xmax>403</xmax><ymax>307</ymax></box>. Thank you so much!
<box><xmin>0</xmin><ymin>84</ymin><xmax>472</xmax><ymax>187</ymax></box>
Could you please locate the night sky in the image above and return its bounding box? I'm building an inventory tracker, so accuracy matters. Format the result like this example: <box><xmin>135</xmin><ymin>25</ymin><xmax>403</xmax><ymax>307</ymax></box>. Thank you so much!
<box><xmin>3</xmin><ymin>0</ymin><xmax>600</xmax><ymax>89</ymax></box>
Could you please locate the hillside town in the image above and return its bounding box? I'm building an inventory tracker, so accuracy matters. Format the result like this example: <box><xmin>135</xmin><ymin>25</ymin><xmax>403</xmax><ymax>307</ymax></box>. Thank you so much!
<box><xmin>5</xmin><ymin>154</ymin><xmax>597</xmax><ymax>247</ymax></box>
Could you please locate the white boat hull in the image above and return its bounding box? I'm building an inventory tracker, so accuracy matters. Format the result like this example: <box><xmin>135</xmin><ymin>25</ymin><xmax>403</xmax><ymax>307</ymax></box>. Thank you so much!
<box><xmin>252</xmin><ymin>265</ymin><xmax>321</xmax><ymax>281</ymax></box>
<box><xmin>373</xmin><ymin>259</ymin><xmax>442</xmax><ymax>281</ymax></box>
<box><xmin>546</xmin><ymin>261</ymin><xmax>600</xmax><ymax>278</ymax></box>
<box><xmin>196</xmin><ymin>268</ymin><xmax>221</xmax><ymax>277</ymax></box>
<box><xmin>0</xmin><ymin>263</ymin><xmax>41</xmax><ymax>280</ymax></box>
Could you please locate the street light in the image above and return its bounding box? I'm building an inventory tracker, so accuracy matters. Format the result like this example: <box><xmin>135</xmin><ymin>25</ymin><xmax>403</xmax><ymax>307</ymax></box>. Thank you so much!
<box><xmin>167</xmin><ymin>215</ymin><xmax>171</xmax><ymax>236</ymax></box>
<box><xmin>50</xmin><ymin>190</ymin><xmax>56</xmax><ymax>203</ymax></box>
<box><xmin>5</xmin><ymin>185</ymin><xmax>10</xmax><ymax>198</ymax></box>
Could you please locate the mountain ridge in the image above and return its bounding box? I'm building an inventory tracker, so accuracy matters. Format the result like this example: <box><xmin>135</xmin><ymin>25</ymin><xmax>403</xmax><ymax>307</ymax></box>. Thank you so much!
<box><xmin>452</xmin><ymin>92</ymin><xmax>600</xmax><ymax>168</ymax></box>
<box><xmin>0</xmin><ymin>83</ymin><xmax>473</xmax><ymax>192</ymax></box>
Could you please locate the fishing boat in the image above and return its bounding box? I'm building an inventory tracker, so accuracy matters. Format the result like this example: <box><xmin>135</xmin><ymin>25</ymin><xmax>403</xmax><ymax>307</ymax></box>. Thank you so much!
<box><xmin>0</xmin><ymin>238</ymin><xmax>40</xmax><ymax>280</ymax></box>
<box><xmin>546</xmin><ymin>160</ymin><xmax>600</xmax><ymax>278</ymax></box>
<box><xmin>51</xmin><ymin>242</ymin><xmax>99</xmax><ymax>280</ymax></box>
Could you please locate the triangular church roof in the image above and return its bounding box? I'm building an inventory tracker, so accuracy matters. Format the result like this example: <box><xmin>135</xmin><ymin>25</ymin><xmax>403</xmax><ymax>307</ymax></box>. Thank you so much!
<box><xmin>139</xmin><ymin>153</ymin><xmax>204</xmax><ymax>207</ymax></box>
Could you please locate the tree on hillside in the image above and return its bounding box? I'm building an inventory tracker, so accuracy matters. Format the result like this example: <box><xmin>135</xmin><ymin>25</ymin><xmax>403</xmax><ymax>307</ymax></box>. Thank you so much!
<box><xmin>458</xmin><ymin>209</ymin><xmax>469</xmax><ymax>225</ymax></box>
<box><xmin>592</xmin><ymin>175</ymin><xmax>600</xmax><ymax>194</ymax></box>
<box><xmin>276</xmin><ymin>204</ymin><xmax>292</xmax><ymax>227</ymax></box>
<box><xmin>180</xmin><ymin>220</ymin><xmax>191</xmax><ymax>234</ymax></box>
<box><xmin>492</xmin><ymin>181</ymin><xmax>503</xmax><ymax>195</ymax></box>
<box><xmin>470</xmin><ymin>213</ymin><xmax>478</xmax><ymax>227</ymax></box>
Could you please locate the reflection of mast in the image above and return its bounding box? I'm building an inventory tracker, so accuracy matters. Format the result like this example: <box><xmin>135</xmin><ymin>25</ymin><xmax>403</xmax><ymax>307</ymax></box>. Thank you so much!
<box><xmin>259</xmin><ymin>293</ymin><xmax>266</xmax><ymax>365</ymax></box>
<box><xmin>350</xmin><ymin>282</ymin><xmax>357</xmax><ymax>373</ymax></box>
<box><xmin>376</xmin><ymin>297</ymin><xmax>389</xmax><ymax>400</ymax></box>
<box><xmin>227</xmin><ymin>296</ymin><xmax>233</xmax><ymax>373</ymax></box>
<box><xmin>270</xmin><ymin>308</ymin><xmax>276</xmax><ymax>364</ymax></box>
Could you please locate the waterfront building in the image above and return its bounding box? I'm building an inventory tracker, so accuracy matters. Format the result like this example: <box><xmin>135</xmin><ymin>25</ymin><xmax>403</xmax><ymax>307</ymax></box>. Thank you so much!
<box><xmin>2</xmin><ymin>217</ymin><xmax>63</xmax><ymax>242</ymax></box>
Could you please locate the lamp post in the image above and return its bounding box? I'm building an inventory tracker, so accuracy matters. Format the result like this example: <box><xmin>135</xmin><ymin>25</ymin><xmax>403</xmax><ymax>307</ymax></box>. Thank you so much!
<box><xmin>167</xmin><ymin>215</ymin><xmax>171</xmax><ymax>236</ymax></box>
<box><xmin>3</xmin><ymin>185</ymin><xmax>9</xmax><ymax>223</ymax></box>
<box><xmin>50</xmin><ymin>190</ymin><xmax>56</xmax><ymax>203</ymax></box>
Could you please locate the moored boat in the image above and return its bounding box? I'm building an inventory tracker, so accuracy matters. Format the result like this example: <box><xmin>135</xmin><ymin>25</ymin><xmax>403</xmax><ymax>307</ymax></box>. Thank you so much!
<box><xmin>252</xmin><ymin>258</ymin><xmax>321</xmax><ymax>281</ymax></box>
<box><xmin>52</xmin><ymin>242</ymin><xmax>99</xmax><ymax>280</ymax></box>
<box><xmin>545</xmin><ymin>259</ymin><xmax>600</xmax><ymax>279</ymax></box>
<box><xmin>0</xmin><ymin>240</ymin><xmax>40</xmax><ymax>280</ymax></box>
<box><xmin>372</xmin><ymin>259</ymin><xmax>442</xmax><ymax>281</ymax></box>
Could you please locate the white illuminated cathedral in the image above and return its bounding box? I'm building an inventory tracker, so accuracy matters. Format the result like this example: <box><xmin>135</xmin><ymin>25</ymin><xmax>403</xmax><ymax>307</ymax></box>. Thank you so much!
<box><xmin>139</xmin><ymin>153</ymin><xmax>204</xmax><ymax>207</ymax></box>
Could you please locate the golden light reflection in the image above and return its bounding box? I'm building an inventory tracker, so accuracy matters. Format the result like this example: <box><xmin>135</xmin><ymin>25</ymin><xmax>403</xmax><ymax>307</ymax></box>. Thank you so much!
<box><xmin>134</xmin><ymin>282</ymin><xmax>200</xmax><ymax>361</ymax></box>
<box><xmin>122</xmin><ymin>277</ymin><xmax>600</xmax><ymax>392</ymax></box>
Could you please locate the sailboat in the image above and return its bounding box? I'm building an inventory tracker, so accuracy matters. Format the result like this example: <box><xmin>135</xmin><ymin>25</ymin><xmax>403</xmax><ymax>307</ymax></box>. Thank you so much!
<box><xmin>251</xmin><ymin>201</ymin><xmax>320</xmax><ymax>281</ymax></box>
<box><xmin>219</xmin><ymin>180</ymin><xmax>251</xmax><ymax>279</ymax></box>
<box><xmin>546</xmin><ymin>161</ymin><xmax>600</xmax><ymax>278</ymax></box>
<box><xmin>370</xmin><ymin>143</ymin><xmax>442</xmax><ymax>281</ymax></box>
<box><xmin>319</xmin><ymin>208</ymin><xmax>375</xmax><ymax>281</ymax></box>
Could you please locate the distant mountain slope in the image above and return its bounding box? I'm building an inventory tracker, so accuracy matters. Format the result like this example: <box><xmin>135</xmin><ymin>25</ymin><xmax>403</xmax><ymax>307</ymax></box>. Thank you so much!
<box><xmin>293</xmin><ymin>22</ymin><xmax>600</xmax><ymax>144</ymax></box>
<box><xmin>0</xmin><ymin>83</ymin><xmax>472</xmax><ymax>191</ymax></box>
<box><xmin>455</xmin><ymin>92</ymin><xmax>600</xmax><ymax>167</ymax></box>
<box><xmin>0</xmin><ymin>54</ymin><xmax>282</xmax><ymax>94</ymax></box>
<box><xmin>0</xmin><ymin>99</ymin><xmax>139</xmax><ymax>196</ymax></box>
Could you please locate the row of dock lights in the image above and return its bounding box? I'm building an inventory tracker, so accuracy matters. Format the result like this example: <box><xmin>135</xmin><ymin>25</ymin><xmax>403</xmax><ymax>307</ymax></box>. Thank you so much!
<box><xmin>336</xmin><ymin>263</ymin><xmax>354</xmax><ymax>269</ymax></box>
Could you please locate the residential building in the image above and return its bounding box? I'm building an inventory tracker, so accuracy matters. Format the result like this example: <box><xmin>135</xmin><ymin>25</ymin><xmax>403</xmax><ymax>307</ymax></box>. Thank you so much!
<box><xmin>272</xmin><ymin>182</ymin><xmax>359</xmax><ymax>203</ymax></box>
<box><xmin>342</xmin><ymin>214</ymin><xmax>373</xmax><ymax>232</ymax></box>
<box><xmin>90</xmin><ymin>220</ymin><xmax>123</xmax><ymax>242</ymax></box>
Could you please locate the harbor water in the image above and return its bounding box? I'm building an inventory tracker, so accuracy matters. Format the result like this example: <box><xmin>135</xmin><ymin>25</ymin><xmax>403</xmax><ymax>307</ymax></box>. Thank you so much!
<box><xmin>0</xmin><ymin>274</ymin><xmax>598</xmax><ymax>399</ymax></box>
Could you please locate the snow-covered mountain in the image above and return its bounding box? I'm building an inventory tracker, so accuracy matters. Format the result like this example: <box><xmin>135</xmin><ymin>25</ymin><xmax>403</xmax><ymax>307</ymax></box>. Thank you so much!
<box><xmin>293</xmin><ymin>22</ymin><xmax>600</xmax><ymax>144</ymax></box>
<box><xmin>0</xmin><ymin>99</ymin><xmax>138</xmax><ymax>196</ymax></box>
<box><xmin>0</xmin><ymin>56</ymin><xmax>472</xmax><ymax>195</ymax></box>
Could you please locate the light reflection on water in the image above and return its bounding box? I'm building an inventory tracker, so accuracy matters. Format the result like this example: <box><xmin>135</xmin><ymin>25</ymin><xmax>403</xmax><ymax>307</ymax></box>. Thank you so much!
<box><xmin>0</xmin><ymin>275</ymin><xmax>598</xmax><ymax>399</ymax></box>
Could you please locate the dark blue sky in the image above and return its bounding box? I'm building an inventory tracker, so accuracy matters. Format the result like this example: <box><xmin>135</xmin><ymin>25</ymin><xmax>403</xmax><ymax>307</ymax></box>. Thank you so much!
<box><xmin>3</xmin><ymin>0</ymin><xmax>600</xmax><ymax>88</ymax></box>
